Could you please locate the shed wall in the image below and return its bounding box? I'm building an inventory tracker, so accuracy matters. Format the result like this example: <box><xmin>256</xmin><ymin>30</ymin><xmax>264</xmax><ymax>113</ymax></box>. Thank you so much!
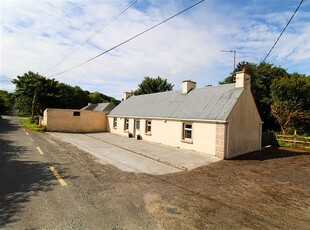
<box><xmin>44</xmin><ymin>109</ymin><xmax>108</xmax><ymax>132</ymax></box>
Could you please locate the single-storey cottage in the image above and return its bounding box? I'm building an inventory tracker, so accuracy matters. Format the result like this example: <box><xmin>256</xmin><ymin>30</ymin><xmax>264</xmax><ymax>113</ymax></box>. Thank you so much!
<box><xmin>108</xmin><ymin>69</ymin><xmax>262</xmax><ymax>159</ymax></box>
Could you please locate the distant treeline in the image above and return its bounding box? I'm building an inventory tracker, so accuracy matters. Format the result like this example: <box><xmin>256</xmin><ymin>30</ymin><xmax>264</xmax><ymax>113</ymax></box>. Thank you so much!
<box><xmin>0</xmin><ymin>71</ymin><xmax>120</xmax><ymax>117</ymax></box>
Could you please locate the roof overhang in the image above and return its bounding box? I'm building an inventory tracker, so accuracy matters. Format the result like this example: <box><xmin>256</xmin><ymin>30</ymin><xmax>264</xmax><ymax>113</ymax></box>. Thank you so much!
<box><xmin>107</xmin><ymin>115</ymin><xmax>227</xmax><ymax>124</ymax></box>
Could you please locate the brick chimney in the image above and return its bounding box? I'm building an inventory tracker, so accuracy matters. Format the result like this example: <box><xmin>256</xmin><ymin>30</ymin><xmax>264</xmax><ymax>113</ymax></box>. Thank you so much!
<box><xmin>123</xmin><ymin>92</ymin><xmax>133</xmax><ymax>100</ymax></box>
<box><xmin>182</xmin><ymin>80</ymin><xmax>196</xmax><ymax>94</ymax></box>
<box><xmin>235</xmin><ymin>66</ymin><xmax>251</xmax><ymax>89</ymax></box>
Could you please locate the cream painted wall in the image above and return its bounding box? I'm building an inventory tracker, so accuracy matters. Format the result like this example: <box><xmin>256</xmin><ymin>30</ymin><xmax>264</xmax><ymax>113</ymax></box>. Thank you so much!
<box><xmin>108</xmin><ymin>117</ymin><xmax>217</xmax><ymax>155</ymax></box>
<box><xmin>227</xmin><ymin>88</ymin><xmax>261</xmax><ymax>158</ymax></box>
<box><xmin>44</xmin><ymin>109</ymin><xmax>108</xmax><ymax>133</ymax></box>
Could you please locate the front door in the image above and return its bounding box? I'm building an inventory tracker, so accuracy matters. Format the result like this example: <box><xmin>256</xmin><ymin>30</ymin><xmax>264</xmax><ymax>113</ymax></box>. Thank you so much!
<box><xmin>135</xmin><ymin>119</ymin><xmax>140</xmax><ymax>137</ymax></box>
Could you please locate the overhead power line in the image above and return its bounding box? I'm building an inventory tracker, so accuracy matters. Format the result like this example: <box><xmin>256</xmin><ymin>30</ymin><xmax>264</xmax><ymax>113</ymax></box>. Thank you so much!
<box><xmin>261</xmin><ymin>0</ymin><xmax>304</xmax><ymax>63</ymax></box>
<box><xmin>49</xmin><ymin>0</ymin><xmax>205</xmax><ymax>78</ymax></box>
<box><xmin>46</xmin><ymin>0</ymin><xmax>138</xmax><ymax>74</ymax></box>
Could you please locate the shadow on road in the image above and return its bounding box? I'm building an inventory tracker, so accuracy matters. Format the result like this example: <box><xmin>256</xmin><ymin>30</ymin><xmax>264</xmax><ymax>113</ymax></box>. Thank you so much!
<box><xmin>0</xmin><ymin>117</ymin><xmax>74</xmax><ymax>227</ymax></box>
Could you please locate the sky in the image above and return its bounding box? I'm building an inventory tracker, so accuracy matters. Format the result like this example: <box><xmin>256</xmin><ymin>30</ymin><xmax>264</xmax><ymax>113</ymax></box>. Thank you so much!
<box><xmin>1</xmin><ymin>0</ymin><xmax>309</xmax><ymax>100</ymax></box>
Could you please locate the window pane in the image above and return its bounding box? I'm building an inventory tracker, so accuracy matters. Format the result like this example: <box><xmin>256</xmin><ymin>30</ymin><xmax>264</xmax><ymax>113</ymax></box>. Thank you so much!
<box><xmin>73</xmin><ymin>111</ymin><xmax>80</xmax><ymax>116</ymax></box>
<box><xmin>146</xmin><ymin>120</ymin><xmax>151</xmax><ymax>133</ymax></box>
<box><xmin>183</xmin><ymin>123</ymin><xmax>192</xmax><ymax>140</ymax></box>
<box><xmin>125</xmin><ymin>119</ymin><xmax>129</xmax><ymax>130</ymax></box>
<box><xmin>184</xmin><ymin>130</ymin><xmax>192</xmax><ymax>139</ymax></box>
<box><xmin>113</xmin><ymin>118</ymin><xmax>117</xmax><ymax>128</ymax></box>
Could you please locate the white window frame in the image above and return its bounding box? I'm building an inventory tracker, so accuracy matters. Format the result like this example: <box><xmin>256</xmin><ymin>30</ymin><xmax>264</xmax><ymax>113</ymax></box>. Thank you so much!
<box><xmin>145</xmin><ymin>120</ymin><xmax>152</xmax><ymax>134</ymax></box>
<box><xmin>113</xmin><ymin>117</ymin><xmax>117</xmax><ymax>129</ymax></box>
<box><xmin>183</xmin><ymin>123</ymin><xmax>192</xmax><ymax>141</ymax></box>
<box><xmin>124</xmin><ymin>118</ymin><xmax>129</xmax><ymax>131</ymax></box>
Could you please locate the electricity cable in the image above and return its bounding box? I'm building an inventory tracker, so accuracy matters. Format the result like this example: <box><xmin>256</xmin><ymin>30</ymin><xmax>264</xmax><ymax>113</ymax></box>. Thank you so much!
<box><xmin>261</xmin><ymin>0</ymin><xmax>304</xmax><ymax>63</ymax></box>
<box><xmin>48</xmin><ymin>0</ymin><xmax>205</xmax><ymax>77</ymax></box>
<box><xmin>46</xmin><ymin>0</ymin><xmax>138</xmax><ymax>73</ymax></box>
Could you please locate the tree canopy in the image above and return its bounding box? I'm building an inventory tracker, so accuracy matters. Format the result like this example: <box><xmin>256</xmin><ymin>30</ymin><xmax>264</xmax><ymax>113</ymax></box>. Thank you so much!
<box><xmin>133</xmin><ymin>76</ymin><xmax>174</xmax><ymax>95</ymax></box>
<box><xmin>220</xmin><ymin>61</ymin><xmax>289</xmax><ymax>131</ymax></box>
<box><xmin>89</xmin><ymin>91</ymin><xmax>120</xmax><ymax>105</ymax></box>
<box><xmin>12</xmin><ymin>71</ymin><xmax>59</xmax><ymax>119</ymax></box>
<box><xmin>220</xmin><ymin>61</ymin><xmax>309</xmax><ymax>134</ymax></box>
<box><xmin>0</xmin><ymin>90</ymin><xmax>13</xmax><ymax>114</ymax></box>
<box><xmin>11</xmin><ymin>71</ymin><xmax>120</xmax><ymax>119</ymax></box>
<box><xmin>270</xmin><ymin>73</ymin><xmax>310</xmax><ymax>134</ymax></box>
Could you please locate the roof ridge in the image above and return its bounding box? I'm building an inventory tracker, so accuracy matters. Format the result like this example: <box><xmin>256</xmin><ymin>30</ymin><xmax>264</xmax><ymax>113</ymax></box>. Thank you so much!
<box><xmin>130</xmin><ymin>83</ymin><xmax>235</xmax><ymax>98</ymax></box>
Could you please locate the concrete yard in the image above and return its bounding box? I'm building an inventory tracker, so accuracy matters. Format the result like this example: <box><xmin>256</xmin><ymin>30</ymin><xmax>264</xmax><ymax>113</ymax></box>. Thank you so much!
<box><xmin>47</xmin><ymin>132</ymin><xmax>219</xmax><ymax>175</ymax></box>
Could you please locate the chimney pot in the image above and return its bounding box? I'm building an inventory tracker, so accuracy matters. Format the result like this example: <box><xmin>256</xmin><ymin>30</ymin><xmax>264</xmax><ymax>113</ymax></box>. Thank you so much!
<box><xmin>242</xmin><ymin>66</ymin><xmax>246</xmax><ymax>73</ymax></box>
<box><xmin>182</xmin><ymin>80</ymin><xmax>196</xmax><ymax>94</ymax></box>
<box><xmin>123</xmin><ymin>92</ymin><xmax>133</xmax><ymax>100</ymax></box>
<box><xmin>235</xmin><ymin>69</ymin><xmax>251</xmax><ymax>89</ymax></box>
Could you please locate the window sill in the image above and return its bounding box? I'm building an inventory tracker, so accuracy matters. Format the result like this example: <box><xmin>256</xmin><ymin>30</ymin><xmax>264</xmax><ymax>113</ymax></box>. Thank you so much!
<box><xmin>181</xmin><ymin>139</ymin><xmax>193</xmax><ymax>144</ymax></box>
<box><xmin>145</xmin><ymin>132</ymin><xmax>152</xmax><ymax>136</ymax></box>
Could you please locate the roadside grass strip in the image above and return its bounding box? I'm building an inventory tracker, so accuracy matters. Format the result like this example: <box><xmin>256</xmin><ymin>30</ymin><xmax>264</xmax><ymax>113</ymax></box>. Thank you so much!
<box><xmin>36</xmin><ymin>147</ymin><xmax>44</xmax><ymax>155</ymax></box>
<box><xmin>49</xmin><ymin>166</ymin><xmax>67</xmax><ymax>187</ymax></box>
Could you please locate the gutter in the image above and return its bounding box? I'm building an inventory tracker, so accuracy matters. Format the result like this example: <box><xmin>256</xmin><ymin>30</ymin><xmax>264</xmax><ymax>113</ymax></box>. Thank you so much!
<box><xmin>107</xmin><ymin>115</ymin><xmax>227</xmax><ymax>124</ymax></box>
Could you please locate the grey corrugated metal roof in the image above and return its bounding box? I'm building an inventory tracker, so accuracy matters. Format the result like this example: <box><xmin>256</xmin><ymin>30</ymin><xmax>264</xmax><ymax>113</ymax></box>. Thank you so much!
<box><xmin>109</xmin><ymin>84</ymin><xmax>243</xmax><ymax>121</ymax></box>
<box><xmin>81</xmin><ymin>103</ymin><xmax>116</xmax><ymax>112</ymax></box>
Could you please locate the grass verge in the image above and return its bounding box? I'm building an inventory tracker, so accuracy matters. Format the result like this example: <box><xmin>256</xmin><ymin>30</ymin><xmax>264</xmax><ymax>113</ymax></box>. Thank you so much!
<box><xmin>20</xmin><ymin>117</ymin><xmax>45</xmax><ymax>132</ymax></box>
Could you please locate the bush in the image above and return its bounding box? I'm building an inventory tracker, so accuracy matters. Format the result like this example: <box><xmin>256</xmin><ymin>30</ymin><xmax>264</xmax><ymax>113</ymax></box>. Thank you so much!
<box><xmin>21</xmin><ymin>117</ymin><xmax>45</xmax><ymax>132</ymax></box>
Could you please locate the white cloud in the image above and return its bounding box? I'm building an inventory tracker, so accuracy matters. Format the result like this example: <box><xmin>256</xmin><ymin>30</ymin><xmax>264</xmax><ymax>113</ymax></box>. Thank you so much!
<box><xmin>1</xmin><ymin>0</ymin><xmax>309</xmax><ymax>100</ymax></box>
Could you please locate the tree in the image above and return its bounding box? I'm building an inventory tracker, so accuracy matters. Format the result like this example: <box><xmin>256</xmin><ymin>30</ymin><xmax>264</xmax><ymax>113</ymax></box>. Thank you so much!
<box><xmin>89</xmin><ymin>91</ymin><xmax>120</xmax><ymax>105</ymax></box>
<box><xmin>12</xmin><ymin>71</ymin><xmax>59</xmax><ymax>120</ymax></box>
<box><xmin>220</xmin><ymin>61</ymin><xmax>289</xmax><ymax>131</ymax></box>
<box><xmin>14</xmin><ymin>96</ymin><xmax>32</xmax><ymax>115</ymax></box>
<box><xmin>270</xmin><ymin>73</ymin><xmax>310</xmax><ymax>134</ymax></box>
<box><xmin>0</xmin><ymin>90</ymin><xmax>14</xmax><ymax>113</ymax></box>
<box><xmin>12</xmin><ymin>71</ymin><xmax>121</xmax><ymax>119</ymax></box>
<box><xmin>133</xmin><ymin>76</ymin><xmax>174</xmax><ymax>95</ymax></box>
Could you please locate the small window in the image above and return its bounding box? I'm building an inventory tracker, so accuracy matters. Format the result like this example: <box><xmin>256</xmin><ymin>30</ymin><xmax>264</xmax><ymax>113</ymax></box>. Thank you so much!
<box><xmin>73</xmin><ymin>111</ymin><xmax>80</xmax><ymax>116</ymax></box>
<box><xmin>113</xmin><ymin>117</ymin><xmax>117</xmax><ymax>129</ymax></box>
<box><xmin>183</xmin><ymin>123</ymin><xmax>192</xmax><ymax>140</ymax></box>
<box><xmin>146</xmin><ymin>120</ymin><xmax>152</xmax><ymax>133</ymax></box>
<box><xmin>124</xmin><ymin>118</ymin><xmax>129</xmax><ymax>130</ymax></box>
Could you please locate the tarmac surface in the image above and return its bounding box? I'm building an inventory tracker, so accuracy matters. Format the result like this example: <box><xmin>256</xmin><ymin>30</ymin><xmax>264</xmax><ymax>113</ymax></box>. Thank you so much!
<box><xmin>47</xmin><ymin>132</ymin><xmax>220</xmax><ymax>175</ymax></box>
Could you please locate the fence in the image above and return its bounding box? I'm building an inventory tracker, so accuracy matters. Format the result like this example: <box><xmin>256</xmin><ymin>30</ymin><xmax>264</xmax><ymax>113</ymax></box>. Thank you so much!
<box><xmin>276</xmin><ymin>135</ymin><xmax>310</xmax><ymax>149</ymax></box>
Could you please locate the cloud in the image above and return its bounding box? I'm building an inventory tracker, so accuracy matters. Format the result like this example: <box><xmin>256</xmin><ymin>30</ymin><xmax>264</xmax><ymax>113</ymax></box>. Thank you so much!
<box><xmin>1</xmin><ymin>0</ymin><xmax>309</xmax><ymax>100</ymax></box>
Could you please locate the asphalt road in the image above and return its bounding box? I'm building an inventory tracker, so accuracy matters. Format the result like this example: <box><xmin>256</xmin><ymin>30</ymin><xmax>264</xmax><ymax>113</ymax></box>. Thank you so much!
<box><xmin>0</xmin><ymin>116</ymin><xmax>157</xmax><ymax>229</ymax></box>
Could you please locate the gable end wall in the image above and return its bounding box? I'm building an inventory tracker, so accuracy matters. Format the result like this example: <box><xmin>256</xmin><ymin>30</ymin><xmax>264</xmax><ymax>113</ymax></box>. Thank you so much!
<box><xmin>226</xmin><ymin>88</ymin><xmax>261</xmax><ymax>158</ymax></box>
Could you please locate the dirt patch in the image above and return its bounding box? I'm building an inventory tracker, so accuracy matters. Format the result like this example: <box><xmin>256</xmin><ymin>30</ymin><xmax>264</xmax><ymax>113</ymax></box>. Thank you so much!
<box><xmin>50</xmin><ymin>133</ymin><xmax>310</xmax><ymax>229</ymax></box>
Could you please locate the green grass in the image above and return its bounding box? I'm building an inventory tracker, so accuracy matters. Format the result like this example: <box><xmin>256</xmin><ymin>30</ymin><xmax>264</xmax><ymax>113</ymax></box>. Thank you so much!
<box><xmin>20</xmin><ymin>117</ymin><xmax>45</xmax><ymax>132</ymax></box>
